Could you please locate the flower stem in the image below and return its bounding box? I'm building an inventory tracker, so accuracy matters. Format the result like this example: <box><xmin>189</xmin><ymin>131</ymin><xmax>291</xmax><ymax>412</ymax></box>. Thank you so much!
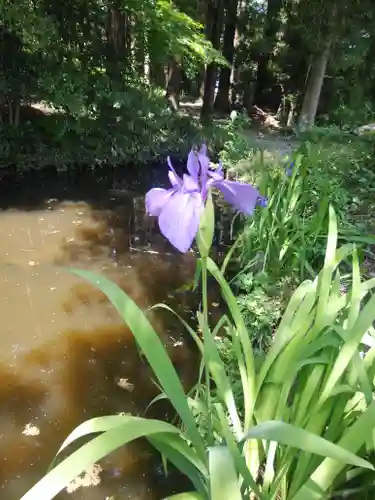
<box><xmin>201</xmin><ymin>256</ymin><xmax>213</xmax><ymax>445</ymax></box>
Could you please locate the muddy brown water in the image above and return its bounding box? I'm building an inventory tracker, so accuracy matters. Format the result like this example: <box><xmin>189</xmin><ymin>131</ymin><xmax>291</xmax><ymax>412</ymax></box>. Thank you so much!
<box><xmin>0</xmin><ymin>167</ymin><xmax>225</xmax><ymax>499</ymax></box>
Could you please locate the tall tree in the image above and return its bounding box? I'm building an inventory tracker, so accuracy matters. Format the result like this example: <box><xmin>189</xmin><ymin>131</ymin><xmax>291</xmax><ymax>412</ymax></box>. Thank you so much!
<box><xmin>253</xmin><ymin>0</ymin><xmax>283</xmax><ymax>109</ymax></box>
<box><xmin>295</xmin><ymin>0</ymin><xmax>371</xmax><ymax>128</ymax></box>
<box><xmin>166</xmin><ymin>57</ymin><xmax>182</xmax><ymax>110</ymax></box>
<box><xmin>201</xmin><ymin>0</ymin><xmax>225</xmax><ymax>119</ymax></box>
<box><xmin>106</xmin><ymin>1</ymin><xmax>128</xmax><ymax>80</ymax></box>
<box><xmin>298</xmin><ymin>38</ymin><xmax>332</xmax><ymax>130</ymax></box>
<box><xmin>214</xmin><ymin>0</ymin><xmax>239</xmax><ymax>113</ymax></box>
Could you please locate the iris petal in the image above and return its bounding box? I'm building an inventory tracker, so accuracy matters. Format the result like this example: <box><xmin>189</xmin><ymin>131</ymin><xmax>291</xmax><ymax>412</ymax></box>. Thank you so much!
<box><xmin>213</xmin><ymin>179</ymin><xmax>259</xmax><ymax>216</ymax></box>
<box><xmin>158</xmin><ymin>191</ymin><xmax>204</xmax><ymax>253</ymax></box>
<box><xmin>199</xmin><ymin>144</ymin><xmax>208</xmax><ymax>156</ymax></box>
<box><xmin>208</xmin><ymin>168</ymin><xmax>224</xmax><ymax>182</ymax></box>
<box><xmin>187</xmin><ymin>149</ymin><xmax>200</xmax><ymax>181</ymax></box>
<box><xmin>183</xmin><ymin>173</ymin><xmax>200</xmax><ymax>193</ymax></box>
<box><xmin>198</xmin><ymin>145</ymin><xmax>210</xmax><ymax>197</ymax></box>
<box><xmin>145</xmin><ymin>188</ymin><xmax>175</xmax><ymax>216</ymax></box>
<box><xmin>167</xmin><ymin>157</ymin><xmax>182</xmax><ymax>187</ymax></box>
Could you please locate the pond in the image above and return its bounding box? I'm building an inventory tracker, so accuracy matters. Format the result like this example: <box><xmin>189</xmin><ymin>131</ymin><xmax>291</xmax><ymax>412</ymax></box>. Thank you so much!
<box><xmin>0</xmin><ymin>164</ymin><xmax>228</xmax><ymax>499</ymax></box>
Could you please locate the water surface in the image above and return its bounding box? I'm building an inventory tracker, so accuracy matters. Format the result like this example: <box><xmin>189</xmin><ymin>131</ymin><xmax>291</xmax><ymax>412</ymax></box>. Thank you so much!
<box><xmin>0</xmin><ymin>168</ymin><xmax>207</xmax><ymax>499</ymax></box>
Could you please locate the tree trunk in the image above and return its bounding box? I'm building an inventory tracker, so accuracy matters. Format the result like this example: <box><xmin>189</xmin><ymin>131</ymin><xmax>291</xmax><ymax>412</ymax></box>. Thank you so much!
<box><xmin>214</xmin><ymin>0</ymin><xmax>239</xmax><ymax>114</ymax></box>
<box><xmin>14</xmin><ymin>100</ymin><xmax>20</xmax><ymax>127</ymax></box>
<box><xmin>201</xmin><ymin>0</ymin><xmax>225</xmax><ymax>120</ymax></box>
<box><xmin>134</xmin><ymin>35</ymin><xmax>145</xmax><ymax>78</ymax></box>
<box><xmin>298</xmin><ymin>39</ymin><xmax>332</xmax><ymax>130</ymax></box>
<box><xmin>166</xmin><ymin>58</ymin><xmax>182</xmax><ymax>111</ymax></box>
<box><xmin>106</xmin><ymin>2</ymin><xmax>126</xmax><ymax>80</ymax></box>
<box><xmin>195</xmin><ymin>67</ymin><xmax>205</xmax><ymax>99</ymax></box>
<box><xmin>8</xmin><ymin>101</ymin><xmax>14</xmax><ymax>126</ymax></box>
<box><xmin>134</xmin><ymin>21</ymin><xmax>146</xmax><ymax>78</ymax></box>
<box><xmin>242</xmin><ymin>69</ymin><xmax>255</xmax><ymax>115</ymax></box>
<box><xmin>150</xmin><ymin>61</ymin><xmax>166</xmax><ymax>87</ymax></box>
<box><xmin>253</xmin><ymin>0</ymin><xmax>283</xmax><ymax>109</ymax></box>
<box><xmin>287</xmin><ymin>99</ymin><xmax>296</xmax><ymax>127</ymax></box>
<box><xmin>230</xmin><ymin>18</ymin><xmax>241</xmax><ymax>106</ymax></box>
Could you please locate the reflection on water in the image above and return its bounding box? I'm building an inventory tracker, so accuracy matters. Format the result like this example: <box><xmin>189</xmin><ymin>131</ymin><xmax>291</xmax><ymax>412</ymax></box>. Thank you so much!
<box><xmin>0</xmin><ymin>172</ymin><xmax>205</xmax><ymax>499</ymax></box>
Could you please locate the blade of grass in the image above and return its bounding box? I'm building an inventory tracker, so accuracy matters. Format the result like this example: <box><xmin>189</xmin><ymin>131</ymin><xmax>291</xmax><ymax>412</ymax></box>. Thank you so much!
<box><xmin>151</xmin><ymin>303</ymin><xmax>203</xmax><ymax>353</ymax></box>
<box><xmin>215</xmin><ymin>403</ymin><xmax>262</xmax><ymax>498</ymax></box>
<box><xmin>315</xmin><ymin>206</ymin><xmax>338</xmax><ymax>330</ymax></box>
<box><xmin>319</xmin><ymin>292</ymin><xmax>375</xmax><ymax>405</ymax></box>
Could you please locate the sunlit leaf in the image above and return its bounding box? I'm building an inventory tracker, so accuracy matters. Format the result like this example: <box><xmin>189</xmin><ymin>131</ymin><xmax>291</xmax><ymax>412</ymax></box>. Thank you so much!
<box><xmin>243</xmin><ymin>420</ymin><xmax>373</xmax><ymax>470</ymax></box>
<box><xmin>21</xmin><ymin>418</ymin><xmax>183</xmax><ymax>500</ymax></box>
<box><xmin>209</xmin><ymin>446</ymin><xmax>242</xmax><ymax>500</ymax></box>
<box><xmin>292</xmin><ymin>401</ymin><xmax>375</xmax><ymax>499</ymax></box>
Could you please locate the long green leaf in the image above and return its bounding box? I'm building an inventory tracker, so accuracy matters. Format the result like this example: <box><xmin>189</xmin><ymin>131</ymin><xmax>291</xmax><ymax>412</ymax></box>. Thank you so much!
<box><xmin>206</xmin><ymin>258</ymin><xmax>255</xmax><ymax>431</ymax></box>
<box><xmin>149</xmin><ymin>435</ymin><xmax>208</xmax><ymax>497</ymax></box>
<box><xmin>315</xmin><ymin>206</ymin><xmax>337</xmax><ymax>330</ymax></box>
<box><xmin>243</xmin><ymin>421</ymin><xmax>373</xmax><ymax>469</ymax></box>
<box><xmin>151</xmin><ymin>302</ymin><xmax>203</xmax><ymax>353</ymax></box>
<box><xmin>209</xmin><ymin>446</ymin><xmax>242</xmax><ymax>500</ymax></box>
<box><xmin>149</xmin><ymin>433</ymin><xmax>208</xmax><ymax>478</ymax></box>
<box><xmin>347</xmin><ymin>247</ymin><xmax>360</xmax><ymax>330</ymax></box>
<box><xmin>54</xmin><ymin>415</ymin><xmax>179</xmax><ymax>457</ymax></box>
<box><xmin>69</xmin><ymin>269</ymin><xmax>205</xmax><ymax>459</ymax></box>
<box><xmin>292</xmin><ymin>401</ymin><xmax>375</xmax><ymax>499</ymax></box>
<box><xmin>196</xmin><ymin>312</ymin><xmax>242</xmax><ymax>439</ymax></box>
<box><xmin>319</xmin><ymin>291</ymin><xmax>375</xmax><ymax>404</ymax></box>
<box><xmin>215</xmin><ymin>403</ymin><xmax>262</xmax><ymax>498</ymax></box>
<box><xmin>21</xmin><ymin>418</ymin><xmax>182</xmax><ymax>500</ymax></box>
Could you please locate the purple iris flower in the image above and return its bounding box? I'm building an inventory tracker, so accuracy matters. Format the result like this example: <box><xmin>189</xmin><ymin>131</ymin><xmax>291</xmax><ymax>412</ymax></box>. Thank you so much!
<box><xmin>145</xmin><ymin>145</ymin><xmax>260</xmax><ymax>253</ymax></box>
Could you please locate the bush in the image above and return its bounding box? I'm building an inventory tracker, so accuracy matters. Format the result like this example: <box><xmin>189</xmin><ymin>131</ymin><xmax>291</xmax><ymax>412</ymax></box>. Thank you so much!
<box><xmin>296</xmin><ymin>128</ymin><xmax>375</xmax><ymax>219</ymax></box>
<box><xmin>0</xmin><ymin>83</ymin><xmax>208</xmax><ymax>169</ymax></box>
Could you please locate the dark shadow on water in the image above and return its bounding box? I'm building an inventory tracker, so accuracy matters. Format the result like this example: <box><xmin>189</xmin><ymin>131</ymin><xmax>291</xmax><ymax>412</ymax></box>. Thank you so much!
<box><xmin>0</xmin><ymin>158</ymin><xmax>188</xmax><ymax>212</ymax></box>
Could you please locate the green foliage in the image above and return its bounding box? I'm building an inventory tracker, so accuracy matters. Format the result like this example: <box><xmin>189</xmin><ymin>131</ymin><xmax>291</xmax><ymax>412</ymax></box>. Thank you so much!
<box><xmin>0</xmin><ymin>83</ymin><xmax>203</xmax><ymax>168</ymax></box>
<box><xmin>234</xmin><ymin>272</ymin><xmax>285</xmax><ymax>352</ymax></box>
<box><xmin>296</xmin><ymin>131</ymin><xmax>375</xmax><ymax>224</ymax></box>
<box><xmin>1</xmin><ymin>0</ymin><xmax>227</xmax><ymax>168</ymax></box>
<box><xmin>22</xmin><ymin>209</ymin><xmax>375</xmax><ymax>500</ymax></box>
<box><xmin>237</xmin><ymin>153</ymin><xmax>328</xmax><ymax>282</ymax></box>
<box><xmin>222</xmin><ymin>133</ymin><xmax>375</xmax><ymax>363</ymax></box>
<box><xmin>227</xmin><ymin>135</ymin><xmax>375</xmax><ymax>285</ymax></box>
<box><xmin>219</xmin><ymin>132</ymin><xmax>258</xmax><ymax>168</ymax></box>
<box><xmin>3</xmin><ymin>0</ymin><xmax>375</xmax><ymax>168</ymax></box>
